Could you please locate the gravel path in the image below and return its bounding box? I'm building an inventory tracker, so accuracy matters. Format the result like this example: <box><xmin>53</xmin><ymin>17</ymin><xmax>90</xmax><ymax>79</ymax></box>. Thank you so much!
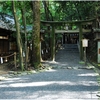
<box><xmin>0</xmin><ymin>44</ymin><xmax>99</xmax><ymax>99</ymax></box>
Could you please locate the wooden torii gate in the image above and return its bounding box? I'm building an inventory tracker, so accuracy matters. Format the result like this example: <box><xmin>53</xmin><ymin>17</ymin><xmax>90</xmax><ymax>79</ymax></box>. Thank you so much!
<box><xmin>41</xmin><ymin>18</ymin><xmax>95</xmax><ymax>61</ymax></box>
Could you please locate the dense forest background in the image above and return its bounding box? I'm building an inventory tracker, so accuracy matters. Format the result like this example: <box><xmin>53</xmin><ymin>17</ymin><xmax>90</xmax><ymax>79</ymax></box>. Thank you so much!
<box><xmin>0</xmin><ymin>1</ymin><xmax>100</xmax><ymax>70</ymax></box>
<box><xmin>1</xmin><ymin>1</ymin><xmax>100</xmax><ymax>22</ymax></box>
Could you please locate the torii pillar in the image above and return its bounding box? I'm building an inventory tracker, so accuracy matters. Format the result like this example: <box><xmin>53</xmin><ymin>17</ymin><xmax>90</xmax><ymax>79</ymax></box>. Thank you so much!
<box><xmin>79</xmin><ymin>23</ymin><xmax>84</xmax><ymax>61</ymax></box>
<box><xmin>51</xmin><ymin>24</ymin><xmax>55</xmax><ymax>61</ymax></box>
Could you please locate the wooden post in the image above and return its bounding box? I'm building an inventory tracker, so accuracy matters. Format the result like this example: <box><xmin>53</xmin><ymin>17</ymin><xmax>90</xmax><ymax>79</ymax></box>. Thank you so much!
<box><xmin>79</xmin><ymin>23</ymin><xmax>83</xmax><ymax>60</ymax></box>
<box><xmin>14</xmin><ymin>52</ymin><xmax>17</xmax><ymax>69</ymax></box>
<box><xmin>40</xmin><ymin>42</ymin><xmax>42</xmax><ymax>62</ymax></box>
<box><xmin>51</xmin><ymin>24</ymin><xmax>55</xmax><ymax>61</ymax></box>
<box><xmin>97</xmin><ymin>41</ymin><xmax>100</xmax><ymax>63</ymax></box>
<box><xmin>84</xmin><ymin>47</ymin><xmax>87</xmax><ymax>65</ymax></box>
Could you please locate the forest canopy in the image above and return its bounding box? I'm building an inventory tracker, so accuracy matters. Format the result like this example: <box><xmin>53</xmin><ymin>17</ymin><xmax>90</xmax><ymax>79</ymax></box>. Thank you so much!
<box><xmin>0</xmin><ymin>1</ymin><xmax>100</xmax><ymax>22</ymax></box>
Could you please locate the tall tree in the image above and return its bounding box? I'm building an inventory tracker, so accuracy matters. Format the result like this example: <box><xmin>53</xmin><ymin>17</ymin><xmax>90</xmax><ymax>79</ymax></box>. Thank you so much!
<box><xmin>12</xmin><ymin>1</ymin><xmax>24</xmax><ymax>71</ymax></box>
<box><xmin>32</xmin><ymin>1</ymin><xmax>41</xmax><ymax>69</ymax></box>
<box><xmin>20</xmin><ymin>1</ymin><xmax>28</xmax><ymax>69</ymax></box>
<box><xmin>42</xmin><ymin>1</ymin><xmax>53</xmax><ymax>21</ymax></box>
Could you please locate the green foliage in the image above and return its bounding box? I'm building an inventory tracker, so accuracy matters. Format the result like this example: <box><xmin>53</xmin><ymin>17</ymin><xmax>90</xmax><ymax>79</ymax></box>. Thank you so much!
<box><xmin>41</xmin><ymin>1</ymin><xmax>100</xmax><ymax>21</ymax></box>
<box><xmin>0</xmin><ymin>1</ymin><xmax>99</xmax><ymax>28</ymax></box>
<box><xmin>0</xmin><ymin>1</ymin><xmax>12</xmax><ymax>15</ymax></box>
<box><xmin>0</xmin><ymin>1</ymin><xmax>100</xmax><ymax>22</ymax></box>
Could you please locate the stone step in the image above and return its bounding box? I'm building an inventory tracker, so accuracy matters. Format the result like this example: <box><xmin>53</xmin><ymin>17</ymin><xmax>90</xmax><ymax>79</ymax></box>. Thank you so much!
<box><xmin>61</xmin><ymin>44</ymin><xmax>79</xmax><ymax>53</ymax></box>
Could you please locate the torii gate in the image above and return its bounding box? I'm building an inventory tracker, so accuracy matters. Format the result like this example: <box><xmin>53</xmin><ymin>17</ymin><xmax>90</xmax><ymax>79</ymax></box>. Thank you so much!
<box><xmin>41</xmin><ymin>18</ymin><xmax>95</xmax><ymax>61</ymax></box>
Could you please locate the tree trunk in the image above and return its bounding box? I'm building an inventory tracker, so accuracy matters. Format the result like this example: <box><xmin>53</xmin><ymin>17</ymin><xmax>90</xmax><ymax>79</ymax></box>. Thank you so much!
<box><xmin>20</xmin><ymin>1</ymin><xmax>28</xmax><ymax>69</ymax></box>
<box><xmin>12</xmin><ymin>1</ymin><xmax>24</xmax><ymax>71</ymax></box>
<box><xmin>32</xmin><ymin>1</ymin><xmax>41</xmax><ymax>69</ymax></box>
<box><xmin>42</xmin><ymin>1</ymin><xmax>53</xmax><ymax>21</ymax></box>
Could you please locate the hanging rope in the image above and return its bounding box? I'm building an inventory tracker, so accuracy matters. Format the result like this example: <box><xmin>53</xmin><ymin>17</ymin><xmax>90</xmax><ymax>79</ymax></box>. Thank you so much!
<box><xmin>0</xmin><ymin>52</ymin><xmax>17</xmax><ymax>68</ymax></box>
<box><xmin>0</xmin><ymin>53</ymin><xmax>15</xmax><ymax>58</ymax></box>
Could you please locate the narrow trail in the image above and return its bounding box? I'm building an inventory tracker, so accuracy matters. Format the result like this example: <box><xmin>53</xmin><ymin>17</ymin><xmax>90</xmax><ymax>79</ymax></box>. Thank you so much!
<box><xmin>0</xmin><ymin>44</ymin><xmax>99</xmax><ymax>99</ymax></box>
